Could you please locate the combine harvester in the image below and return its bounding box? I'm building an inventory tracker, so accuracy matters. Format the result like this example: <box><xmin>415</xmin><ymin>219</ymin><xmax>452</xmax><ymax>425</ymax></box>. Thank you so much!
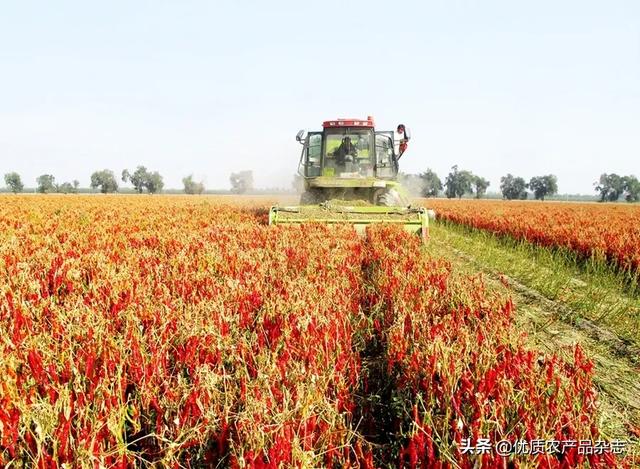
<box><xmin>269</xmin><ymin>116</ymin><xmax>430</xmax><ymax>241</ymax></box>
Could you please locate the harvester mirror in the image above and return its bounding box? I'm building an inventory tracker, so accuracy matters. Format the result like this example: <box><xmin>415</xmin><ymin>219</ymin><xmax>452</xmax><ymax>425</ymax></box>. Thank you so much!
<box><xmin>295</xmin><ymin>130</ymin><xmax>306</xmax><ymax>143</ymax></box>
<box><xmin>403</xmin><ymin>127</ymin><xmax>412</xmax><ymax>141</ymax></box>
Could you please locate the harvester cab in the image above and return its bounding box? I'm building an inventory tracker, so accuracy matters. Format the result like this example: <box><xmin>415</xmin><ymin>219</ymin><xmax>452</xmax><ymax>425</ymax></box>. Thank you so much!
<box><xmin>270</xmin><ymin>116</ymin><xmax>428</xmax><ymax>241</ymax></box>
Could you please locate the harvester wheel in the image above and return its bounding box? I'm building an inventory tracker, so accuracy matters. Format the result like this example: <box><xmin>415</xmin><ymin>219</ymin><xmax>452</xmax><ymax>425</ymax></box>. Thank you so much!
<box><xmin>376</xmin><ymin>189</ymin><xmax>408</xmax><ymax>207</ymax></box>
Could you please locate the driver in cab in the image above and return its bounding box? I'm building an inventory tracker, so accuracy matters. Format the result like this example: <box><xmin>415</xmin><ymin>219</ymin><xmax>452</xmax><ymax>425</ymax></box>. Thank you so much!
<box><xmin>331</xmin><ymin>136</ymin><xmax>358</xmax><ymax>167</ymax></box>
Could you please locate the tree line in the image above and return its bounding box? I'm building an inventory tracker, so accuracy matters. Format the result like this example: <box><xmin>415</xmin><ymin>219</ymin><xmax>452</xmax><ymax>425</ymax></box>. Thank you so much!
<box><xmin>2</xmin><ymin>169</ymin><xmax>256</xmax><ymax>195</ymax></box>
<box><xmin>400</xmin><ymin>167</ymin><xmax>639</xmax><ymax>202</ymax></box>
<box><xmin>594</xmin><ymin>173</ymin><xmax>639</xmax><ymax>202</ymax></box>
<box><xmin>2</xmin><ymin>167</ymin><xmax>168</xmax><ymax>194</ymax></box>
<box><xmin>4</xmin><ymin>167</ymin><xmax>638</xmax><ymax>202</ymax></box>
<box><xmin>400</xmin><ymin>166</ymin><xmax>560</xmax><ymax>201</ymax></box>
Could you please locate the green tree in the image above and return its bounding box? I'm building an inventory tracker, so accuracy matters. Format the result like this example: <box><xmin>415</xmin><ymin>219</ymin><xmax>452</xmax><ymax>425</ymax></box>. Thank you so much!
<box><xmin>595</xmin><ymin>173</ymin><xmax>624</xmax><ymax>202</ymax></box>
<box><xmin>529</xmin><ymin>175</ymin><xmax>558</xmax><ymax>201</ymax></box>
<box><xmin>472</xmin><ymin>175</ymin><xmax>490</xmax><ymax>199</ymax></box>
<box><xmin>399</xmin><ymin>171</ymin><xmax>442</xmax><ymax>197</ymax></box>
<box><xmin>623</xmin><ymin>175</ymin><xmax>640</xmax><ymax>202</ymax></box>
<box><xmin>419</xmin><ymin>169</ymin><xmax>443</xmax><ymax>197</ymax></box>
<box><xmin>122</xmin><ymin>166</ymin><xmax>164</xmax><ymax>194</ymax></box>
<box><xmin>500</xmin><ymin>174</ymin><xmax>528</xmax><ymax>200</ymax></box>
<box><xmin>122</xmin><ymin>167</ymin><xmax>146</xmax><ymax>193</ymax></box>
<box><xmin>444</xmin><ymin>165</ymin><xmax>473</xmax><ymax>199</ymax></box>
<box><xmin>56</xmin><ymin>182</ymin><xmax>77</xmax><ymax>194</ymax></box>
<box><xmin>146</xmin><ymin>171</ymin><xmax>164</xmax><ymax>194</ymax></box>
<box><xmin>90</xmin><ymin>169</ymin><xmax>119</xmax><ymax>193</ymax></box>
<box><xmin>230</xmin><ymin>171</ymin><xmax>253</xmax><ymax>194</ymax></box>
<box><xmin>36</xmin><ymin>174</ymin><xmax>56</xmax><ymax>193</ymax></box>
<box><xmin>183</xmin><ymin>175</ymin><xmax>205</xmax><ymax>195</ymax></box>
<box><xmin>4</xmin><ymin>172</ymin><xmax>24</xmax><ymax>193</ymax></box>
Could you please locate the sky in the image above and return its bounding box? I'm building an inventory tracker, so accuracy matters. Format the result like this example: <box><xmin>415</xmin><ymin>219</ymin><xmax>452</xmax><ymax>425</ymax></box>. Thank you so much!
<box><xmin>1</xmin><ymin>0</ymin><xmax>639</xmax><ymax>194</ymax></box>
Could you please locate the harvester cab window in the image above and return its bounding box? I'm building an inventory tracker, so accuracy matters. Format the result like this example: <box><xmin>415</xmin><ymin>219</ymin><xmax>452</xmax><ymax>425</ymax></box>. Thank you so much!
<box><xmin>300</xmin><ymin>132</ymin><xmax>322</xmax><ymax>177</ymax></box>
<box><xmin>375</xmin><ymin>133</ymin><xmax>396</xmax><ymax>179</ymax></box>
<box><xmin>324</xmin><ymin>130</ymin><xmax>373</xmax><ymax>177</ymax></box>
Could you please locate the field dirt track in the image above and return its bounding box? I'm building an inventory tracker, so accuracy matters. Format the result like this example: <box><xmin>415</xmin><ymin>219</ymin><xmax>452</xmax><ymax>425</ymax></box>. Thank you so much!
<box><xmin>0</xmin><ymin>194</ymin><xmax>638</xmax><ymax>467</ymax></box>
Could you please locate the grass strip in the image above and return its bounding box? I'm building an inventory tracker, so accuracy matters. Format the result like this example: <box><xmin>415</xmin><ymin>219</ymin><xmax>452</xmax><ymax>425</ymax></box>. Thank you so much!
<box><xmin>428</xmin><ymin>221</ymin><xmax>640</xmax><ymax>350</ymax></box>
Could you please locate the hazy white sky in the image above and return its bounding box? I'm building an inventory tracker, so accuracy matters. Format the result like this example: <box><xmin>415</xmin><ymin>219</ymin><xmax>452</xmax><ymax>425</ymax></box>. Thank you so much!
<box><xmin>1</xmin><ymin>0</ymin><xmax>639</xmax><ymax>193</ymax></box>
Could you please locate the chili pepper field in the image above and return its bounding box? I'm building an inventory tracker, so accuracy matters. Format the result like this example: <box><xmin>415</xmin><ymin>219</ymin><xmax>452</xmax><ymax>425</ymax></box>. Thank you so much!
<box><xmin>0</xmin><ymin>195</ymin><xmax>637</xmax><ymax>467</ymax></box>
<box><xmin>427</xmin><ymin>199</ymin><xmax>640</xmax><ymax>277</ymax></box>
